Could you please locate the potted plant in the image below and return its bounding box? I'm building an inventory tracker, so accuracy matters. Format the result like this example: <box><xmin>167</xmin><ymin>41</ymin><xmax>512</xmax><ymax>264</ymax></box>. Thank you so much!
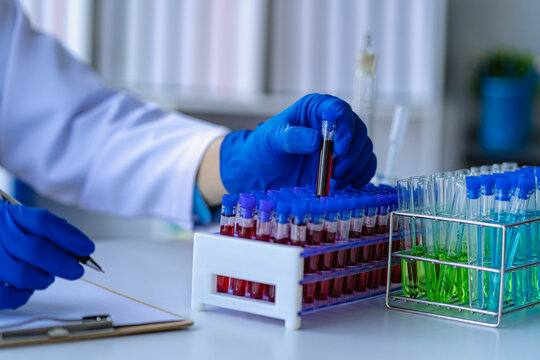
<box><xmin>471</xmin><ymin>50</ymin><xmax>538</xmax><ymax>152</ymax></box>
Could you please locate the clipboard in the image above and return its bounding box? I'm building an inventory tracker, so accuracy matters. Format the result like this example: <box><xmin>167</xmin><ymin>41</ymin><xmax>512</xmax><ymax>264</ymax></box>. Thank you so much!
<box><xmin>0</xmin><ymin>279</ymin><xmax>192</xmax><ymax>348</ymax></box>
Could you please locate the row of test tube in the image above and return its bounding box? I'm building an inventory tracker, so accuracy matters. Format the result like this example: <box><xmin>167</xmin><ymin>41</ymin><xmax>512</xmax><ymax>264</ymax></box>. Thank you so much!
<box><xmin>396</xmin><ymin>161</ymin><xmax>540</xmax><ymax>311</ymax></box>
<box><xmin>216</xmin><ymin>183</ymin><xmax>401</xmax><ymax>304</ymax></box>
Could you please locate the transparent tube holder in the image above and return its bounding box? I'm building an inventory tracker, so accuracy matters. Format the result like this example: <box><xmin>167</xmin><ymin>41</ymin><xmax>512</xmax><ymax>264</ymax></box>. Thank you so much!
<box><xmin>192</xmin><ymin>232</ymin><xmax>401</xmax><ymax>330</ymax></box>
<box><xmin>386</xmin><ymin>211</ymin><xmax>540</xmax><ymax>327</ymax></box>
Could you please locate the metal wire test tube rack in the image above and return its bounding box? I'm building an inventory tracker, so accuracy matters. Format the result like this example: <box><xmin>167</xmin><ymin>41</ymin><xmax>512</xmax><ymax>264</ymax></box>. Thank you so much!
<box><xmin>386</xmin><ymin>211</ymin><xmax>540</xmax><ymax>327</ymax></box>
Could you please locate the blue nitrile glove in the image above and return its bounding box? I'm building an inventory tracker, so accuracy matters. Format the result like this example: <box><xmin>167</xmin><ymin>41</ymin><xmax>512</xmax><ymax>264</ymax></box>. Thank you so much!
<box><xmin>220</xmin><ymin>93</ymin><xmax>377</xmax><ymax>193</ymax></box>
<box><xmin>0</xmin><ymin>202</ymin><xmax>95</xmax><ymax>309</ymax></box>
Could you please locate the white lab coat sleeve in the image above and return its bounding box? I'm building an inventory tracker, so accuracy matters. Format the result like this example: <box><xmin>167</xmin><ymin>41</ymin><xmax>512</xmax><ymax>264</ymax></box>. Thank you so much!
<box><xmin>0</xmin><ymin>1</ymin><xmax>229</xmax><ymax>229</ymax></box>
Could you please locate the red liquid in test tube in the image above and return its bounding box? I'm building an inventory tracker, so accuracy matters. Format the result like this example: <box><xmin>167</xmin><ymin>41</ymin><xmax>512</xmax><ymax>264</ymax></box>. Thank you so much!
<box><xmin>316</xmin><ymin>111</ymin><xmax>336</xmax><ymax>198</ymax></box>
<box><xmin>267</xmin><ymin>201</ymin><xmax>292</xmax><ymax>302</ymax></box>
<box><xmin>316</xmin><ymin>199</ymin><xmax>339</xmax><ymax>300</ymax></box>
<box><xmin>304</xmin><ymin>200</ymin><xmax>325</xmax><ymax>303</ymax></box>
<box><xmin>362</xmin><ymin>196</ymin><xmax>378</xmax><ymax>289</ymax></box>
<box><xmin>374</xmin><ymin>194</ymin><xmax>390</xmax><ymax>288</ymax></box>
<box><xmin>232</xmin><ymin>195</ymin><xmax>256</xmax><ymax>297</ymax></box>
<box><xmin>217</xmin><ymin>194</ymin><xmax>237</xmax><ymax>293</ymax></box>
<box><xmin>248</xmin><ymin>199</ymin><xmax>274</xmax><ymax>300</ymax></box>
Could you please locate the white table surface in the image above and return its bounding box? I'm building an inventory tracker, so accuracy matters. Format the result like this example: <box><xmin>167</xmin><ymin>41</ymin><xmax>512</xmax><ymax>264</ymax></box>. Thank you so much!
<box><xmin>3</xmin><ymin>238</ymin><xmax>540</xmax><ymax>360</ymax></box>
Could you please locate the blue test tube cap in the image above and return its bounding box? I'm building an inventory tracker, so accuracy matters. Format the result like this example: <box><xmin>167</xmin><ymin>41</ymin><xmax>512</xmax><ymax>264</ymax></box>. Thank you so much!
<box><xmin>516</xmin><ymin>177</ymin><xmax>535</xmax><ymax>200</ymax></box>
<box><xmin>509</xmin><ymin>175</ymin><xmax>519</xmax><ymax>190</ymax></box>
<box><xmin>292</xmin><ymin>200</ymin><xmax>309</xmax><ymax>217</ymax></box>
<box><xmin>379</xmin><ymin>184</ymin><xmax>394</xmax><ymax>192</ymax></box>
<box><xmin>258</xmin><ymin>199</ymin><xmax>274</xmax><ymax>222</ymax></box>
<box><xmin>309</xmin><ymin>199</ymin><xmax>325</xmax><ymax>215</ymax></box>
<box><xmin>325</xmin><ymin>198</ymin><xmax>340</xmax><ymax>213</ymax></box>
<box><xmin>466</xmin><ymin>176</ymin><xmax>481</xmax><ymax>199</ymax></box>
<box><xmin>276</xmin><ymin>200</ymin><xmax>292</xmax><ymax>215</ymax></box>
<box><xmin>280</xmin><ymin>187</ymin><xmax>295</xmax><ymax>193</ymax></box>
<box><xmin>495</xmin><ymin>178</ymin><xmax>512</xmax><ymax>201</ymax></box>
<box><xmin>351</xmin><ymin>196</ymin><xmax>363</xmax><ymax>209</ymax></box>
<box><xmin>222</xmin><ymin>194</ymin><xmax>237</xmax><ymax>207</ymax></box>
<box><xmin>480</xmin><ymin>175</ymin><xmax>496</xmax><ymax>195</ymax></box>
<box><xmin>254</xmin><ymin>192</ymin><xmax>268</xmax><ymax>205</ymax></box>
<box><xmin>365</xmin><ymin>195</ymin><xmax>378</xmax><ymax>209</ymax></box>
<box><xmin>390</xmin><ymin>192</ymin><xmax>398</xmax><ymax>207</ymax></box>
<box><xmin>239</xmin><ymin>194</ymin><xmax>256</xmax><ymax>210</ymax></box>
<box><xmin>340</xmin><ymin>198</ymin><xmax>354</xmax><ymax>212</ymax></box>
<box><xmin>377</xmin><ymin>193</ymin><xmax>392</xmax><ymax>207</ymax></box>
<box><xmin>238</xmin><ymin>193</ymin><xmax>251</xmax><ymax>205</ymax></box>
<box><xmin>259</xmin><ymin>199</ymin><xmax>274</xmax><ymax>212</ymax></box>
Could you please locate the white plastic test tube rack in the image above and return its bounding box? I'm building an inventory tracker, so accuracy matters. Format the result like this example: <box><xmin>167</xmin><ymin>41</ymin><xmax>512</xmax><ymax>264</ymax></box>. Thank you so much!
<box><xmin>191</xmin><ymin>232</ymin><xmax>398</xmax><ymax>330</ymax></box>
<box><xmin>191</xmin><ymin>233</ymin><xmax>303</xmax><ymax>329</ymax></box>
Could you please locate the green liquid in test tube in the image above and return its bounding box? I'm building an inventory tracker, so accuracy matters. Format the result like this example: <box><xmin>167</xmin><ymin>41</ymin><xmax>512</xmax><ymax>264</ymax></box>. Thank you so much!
<box><xmin>409</xmin><ymin>176</ymin><xmax>426</xmax><ymax>297</ymax></box>
<box><xmin>437</xmin><ymin>177</ymin><xmax>466</xmax><ymax>303</ymax></box>
<box><xmin>419</xmin><ymin>179</ymin><xmax>439</xmax><ymax>301</ymax></box>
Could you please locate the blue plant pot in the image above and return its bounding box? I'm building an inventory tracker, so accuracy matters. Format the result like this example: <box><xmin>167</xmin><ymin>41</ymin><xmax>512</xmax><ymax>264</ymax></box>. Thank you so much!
<box><xmin>480</xmin><ymin>76</ymin><xmax>536</xmax><ymax>152</ymax></box>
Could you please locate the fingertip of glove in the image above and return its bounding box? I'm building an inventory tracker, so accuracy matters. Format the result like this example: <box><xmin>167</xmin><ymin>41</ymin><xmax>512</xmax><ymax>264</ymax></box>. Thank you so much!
<box><xmin>64</xmin><ymin>263</ymin><xmax>85</xmax><ymax>280</ymax></box>
<box><xmin>0</xmin><ymin>286</ymin><xmax>33</xmax><ymax>309</ymax></box>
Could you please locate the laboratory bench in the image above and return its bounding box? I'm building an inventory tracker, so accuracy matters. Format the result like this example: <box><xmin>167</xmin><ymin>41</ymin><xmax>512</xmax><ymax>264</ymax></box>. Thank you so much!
<box><xmin>4</xmin><ymin>237</ymin><xmax>540</xmax><ymax>360</ymax></box>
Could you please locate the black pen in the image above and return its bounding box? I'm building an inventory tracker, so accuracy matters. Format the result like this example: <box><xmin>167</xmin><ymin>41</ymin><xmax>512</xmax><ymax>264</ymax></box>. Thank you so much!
<box><xmin>0</xmin><ymin>189</ymin><xmax>105</xmax><ymax>273</ymax></box>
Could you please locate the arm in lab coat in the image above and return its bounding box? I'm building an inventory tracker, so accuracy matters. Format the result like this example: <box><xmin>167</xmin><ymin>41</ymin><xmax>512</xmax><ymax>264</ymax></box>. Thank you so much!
<box><xmin>0</xmin><ymin>0</ymin><xmax>228</xmax><ymax>229</ymax></box>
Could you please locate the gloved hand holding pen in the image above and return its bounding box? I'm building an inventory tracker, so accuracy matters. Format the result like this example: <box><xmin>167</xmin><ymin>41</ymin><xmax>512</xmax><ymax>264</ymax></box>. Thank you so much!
<box><xmin>0</xmin><ymin>202</ymin><xmax>95</xmax><ymax>309</ymax></box>
<box><xmin>219</xmin><ymin>93</ymin><xmax>377</xmax><ymax>194</ymax></box>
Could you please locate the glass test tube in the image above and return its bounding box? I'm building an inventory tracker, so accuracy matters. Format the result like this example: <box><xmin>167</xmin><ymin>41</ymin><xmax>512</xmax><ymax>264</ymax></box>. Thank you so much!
<box><xmin>316</xmin><ymin>111</ymin><xmax>336</xmax><ymax>198</ymax></box>
<box><xmin>316</xmin><ymin>199</ymin><xmax>339</xmax><ymax>300</ymax></box>
<box><xmin>248</xmin><ymin>199</ymin><xmax>274</xmax><ymax>300</ymax></box>
<box><xmin>330</xmin><ymin>199</ymin><xmax>352</xmax><ymax>297</ymax></box>
<box><xmin>267</xmin><ymin>201</ymin><xmax>291</xmax><ymax>302</ymax></box>
<box><xmin>344</xmin><ymin>197</ymin><xmax>364</xmax><ymax>294</ymax></box>
<box><xmin>508</xmin><ymin>177</ymin><xmax>534</xmax><ymax>307</ymax></box>
<box><xmin>419</xmin><ymin>179</ymin><xmax>439</xmax><ymax>301</ymax></box>
<box><xmin>488</xmin><ymin>178</ymin><xmax>511</xmax><ymax>311</ymax></box>
<box><xmin>376</xmin><ymin>194</ymin><xmax>391</xmax><ymax>287</ymax></box>
<box><xmin>217</xmin><ymin>194</ymin><xmax>237</xmax><ymax>293</ymax></box>
<box><xmin>409</xmin><ymin>176</ymin><xmax>426</xmax><ymax>297</ymax></box>
<box><xmin>397</xmin><ymin>179</ymin><xmax>418</xmax><ymax>298</ymax></box>
<box><xmin>304</xmin><ymin>200</ymin><xmax>325</xmax><ymax>303</ymax></box>
<box><xmin>232</xmin><ymin>195</ymin><xmax>256</xmax><ymax>297</ymax></box>
<box><xmin>388</xmin><ymin>192</ymin><xmax>402</xmax><ymax>284</ymax></box>
<box><xmin>437</xmin><ymin>177</ymin><xmax>467</xmax><ymax>303</ymax></box>
<box><xmin>533</xmin><ymin>168</ymin><xmax>540</xmax><ymax>302</ymax></box>
<box><xmin>355</xmin><ymin>195</ymin><xmax>377</xmax><ymax>292</ymax></box>
<box><xmin>466</xmin><ymin>176</ymin><xmax>483</xmax><ymax>309</ymax></box>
